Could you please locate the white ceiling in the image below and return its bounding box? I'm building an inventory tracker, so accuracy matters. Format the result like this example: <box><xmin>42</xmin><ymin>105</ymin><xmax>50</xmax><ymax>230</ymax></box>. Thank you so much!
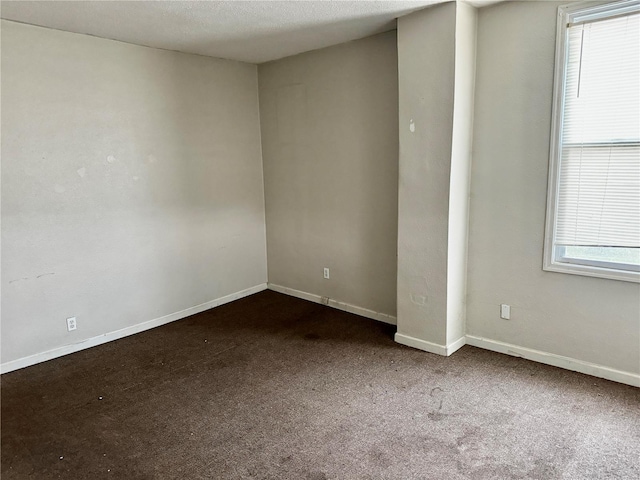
<box><xmin>0</xmin><ymin>1</ymin><xmax>501</xmax><ymax>64</ymax></box>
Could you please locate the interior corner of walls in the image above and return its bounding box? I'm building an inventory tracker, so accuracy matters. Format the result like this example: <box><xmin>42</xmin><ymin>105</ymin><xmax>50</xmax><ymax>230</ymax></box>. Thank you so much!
<box><xmin>252</xmin><ymin>60</ymin><xmax>269</xmax><ymax>285</ymax></box>
<box><xmin>256</xmin><ymin>110</ymin><xmax>269</xmax><ymax>281</ymax></box>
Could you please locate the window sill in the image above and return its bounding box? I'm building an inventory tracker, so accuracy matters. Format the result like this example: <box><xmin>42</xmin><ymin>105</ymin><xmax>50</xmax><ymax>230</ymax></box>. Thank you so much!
<box><xmin>543</xmin><ymin>260</ymin><xmax>640</xmax><ymax>283</ymax></box>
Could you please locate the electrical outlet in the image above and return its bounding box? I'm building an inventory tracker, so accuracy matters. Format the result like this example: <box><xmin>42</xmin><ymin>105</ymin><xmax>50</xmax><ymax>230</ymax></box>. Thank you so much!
<box><xmin>500</xmin><ymin>304</ymin><xmax>510</xmax><ymax>320</ymax></box>
<box><xmin>323</xmin><ymin>268</ymin><xmax>330</xmax><ymax>279</ymax></box>
<box><xmin>66</xmin><ymin>317</ymin><xmax>77</xmax><ymax>331</ymax></box>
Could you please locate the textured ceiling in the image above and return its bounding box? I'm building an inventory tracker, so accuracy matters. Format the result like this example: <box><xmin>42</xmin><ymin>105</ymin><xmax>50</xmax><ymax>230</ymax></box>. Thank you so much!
<box><xmin>0</xmin><ymin>1</ymin><xmax>436</xmax><ymax>64</ymax></box>
<box><xmin>1</xmin><ymin>1</ymin><xmax>504</xmax><ymax>64</ymax></box>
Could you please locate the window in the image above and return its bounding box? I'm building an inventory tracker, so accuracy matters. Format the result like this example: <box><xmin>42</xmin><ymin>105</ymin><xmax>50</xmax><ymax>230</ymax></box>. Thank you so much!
<box><xmin>544</xmin><ymin>0</ymin><xmax>640</xmax><ymax>282</ymax></box>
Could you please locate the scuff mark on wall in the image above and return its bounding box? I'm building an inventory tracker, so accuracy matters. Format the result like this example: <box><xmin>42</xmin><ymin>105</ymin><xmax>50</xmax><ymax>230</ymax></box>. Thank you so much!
<box><xmin>77</xmin><ymin>167</ymin><xmax>87</xmax><ymax>178</ymax></box>
<box><xmin>106</xmin><ymin>155</ymin><xmax>116</xmax><ymax>164</ymax></box>
<box><xmin>8</xmin><ymin>273</ymin><xmax>56</xmax><ymax>283</ymax></box>
<box><xmin>409</xmin><ymin>119</ymin><xmax>416</xmax><ymax>133</ymax></box>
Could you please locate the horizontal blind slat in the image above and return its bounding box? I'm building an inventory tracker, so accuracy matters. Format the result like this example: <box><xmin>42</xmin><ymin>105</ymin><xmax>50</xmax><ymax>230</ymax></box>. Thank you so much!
<box><xmin>556</xmin><ymin>13</ymin><xmax>640</xmax><ymax>249</ymax></box>
<box><xmin>556</xmin><ymin>146</ymin><xmax>640</xmax><ymax>247</ymax></box>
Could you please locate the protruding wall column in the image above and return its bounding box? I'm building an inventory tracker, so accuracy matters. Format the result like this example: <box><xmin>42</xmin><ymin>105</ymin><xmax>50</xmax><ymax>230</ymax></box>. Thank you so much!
<box><xmin>396</xmin><ymin>1</ymin><xmax>477</xmax><ymax>355</ymax></box>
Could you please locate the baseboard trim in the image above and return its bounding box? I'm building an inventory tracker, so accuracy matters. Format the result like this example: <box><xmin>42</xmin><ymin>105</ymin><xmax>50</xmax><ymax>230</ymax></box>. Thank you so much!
<box><xmin>466</xmin><ymin>335</ymin><xmax>640</xmax><ymax>388</ymax></box>
<box><xmin>395</xmin><ymin>333</ymin><xmax>447</xmax><ymax>355</ymax></box>
<box><xmin>267</xmin><ymin>283</ymin><xmax>397</xmax><ymax>325</ymax></box>
<box><xmin>6</xmin><ymin>284</ymin><xmax>633</xmax><ymax>387</ymax></box>
<box><xmin>394</xmin><ymin>332</ymin><xmax>467</xmax><ymax>356</ymax></box>
<box><xmin>447</xmin><ymin>335</ymin><xmax>467</xmax><ymax>355</ymax></box>
<box><xmin>1</xmin><ymin>283</ymin><xmax>268</xmax><ymax>375</ymax></box>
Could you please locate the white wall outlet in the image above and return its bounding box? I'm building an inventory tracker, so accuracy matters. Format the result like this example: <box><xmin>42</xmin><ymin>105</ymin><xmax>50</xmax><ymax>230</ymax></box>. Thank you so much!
<box><xmin>323</xmin><ymin>267</ymin><xmax>330</xmax><ymax>279</ymax></box>
<box><xmin>66</xmin><ymin>317</ymin><xmax>77</xmax><ymax>331</ymax></box>
<box><xmin>500</xmin><ymin>304</ymin><xmax>511</xmax><ymax>320</ymax></box>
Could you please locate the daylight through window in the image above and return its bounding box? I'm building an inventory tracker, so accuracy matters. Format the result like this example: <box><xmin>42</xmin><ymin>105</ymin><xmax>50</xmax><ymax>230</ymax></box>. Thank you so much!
<box><xmin>544</xmin><ymin>0</ymin><xmax>640</xmax><ymax>282</ymax></box>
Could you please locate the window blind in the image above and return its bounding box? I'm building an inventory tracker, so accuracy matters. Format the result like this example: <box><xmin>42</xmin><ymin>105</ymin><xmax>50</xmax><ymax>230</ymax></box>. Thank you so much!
<box><xmin>555</xmin><ymin>12</ymin><xmax>640</xmax><ymax>248</ymax></box>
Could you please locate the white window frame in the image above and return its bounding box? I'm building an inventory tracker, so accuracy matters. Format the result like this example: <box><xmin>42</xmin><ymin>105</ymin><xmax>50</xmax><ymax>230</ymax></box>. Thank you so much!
<box><xmin>543</xmin><ymin>0</ymin><xmax>640</xmax><ymax>283</ymax></box>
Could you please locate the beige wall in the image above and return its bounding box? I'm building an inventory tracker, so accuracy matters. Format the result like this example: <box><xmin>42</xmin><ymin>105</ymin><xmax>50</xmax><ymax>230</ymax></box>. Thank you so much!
<box><xmin>1</xmin><ymin>21</ymin><xmax>267</xmax><ymax>365</ymax></box>
<box><xmin>396</xmin><ymin>3</ymin><xmax>456</xmax><ymax>347</ymax></box>
<box><xmin>4</xmin><ymin>2</ymin><xmax>636</xmax><ymax>381</ymax></box>
<box><xmin>258</xmin><ymin>32</ymin><xmax>399</xmax><ymax>318</ymax></box>
<box><xmin>467</xmin><ymin>1</ymin><xmax>640</xmax><ymax>374</ymax></box>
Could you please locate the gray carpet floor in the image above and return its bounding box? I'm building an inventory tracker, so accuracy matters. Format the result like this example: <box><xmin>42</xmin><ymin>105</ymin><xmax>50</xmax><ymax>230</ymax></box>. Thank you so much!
<box><xmin>2</xmin><ymin>290</ymin><xmax>639</xmax><ymax>479</ymax></box>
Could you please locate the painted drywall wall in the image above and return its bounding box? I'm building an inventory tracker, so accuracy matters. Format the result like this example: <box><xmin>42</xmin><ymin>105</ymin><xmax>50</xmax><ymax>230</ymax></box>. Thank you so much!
<box><xmin>467</xmin><ymin>1</ymin><xmax>640</xmax><ymax>374</ymax></box>
<box><xmin>1</xmin><ymin>20</ymin><xmax>268</xmax><ymax>365</ymax></box>
<box><xmin>446</xmin><ymin>2</ymin><xmax>477</xmax><ymax>346</ymax></box>
<box><xmin>258</xmin><ymin>32</ymin><xmax>399</xmax><ymax>318</ymax></box>
<box><xmin>396</xmin><ymin>2</ymin><xmax>456</xmax><ymax>347</ymax></box>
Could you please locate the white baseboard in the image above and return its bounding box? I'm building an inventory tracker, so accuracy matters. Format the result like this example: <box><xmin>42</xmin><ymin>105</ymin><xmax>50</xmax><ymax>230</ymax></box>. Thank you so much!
<box><xmin>5</xmin><ymin>282</ymin><xmax>635</xmax><ymax>388</ymax></box>
<box><xmin>447</xmin><ymin>335</ymin><xmax>467</xmax><ymax>355</ymax></box>
<box><xmin>0</xmin><ymin>283</ymin><xmax>268</xmax><ymax>375</ymax></box>
<box><xmin>394</xmin><ymin>332</ymin><xmax>466</xmax><ymax>356</ymax></box>
<box><xmin>267</xmin><ymin>283</ymin><xmax>397</xmax><ymax>325</ymax></box>
<box><xmin>466</xmin><ymin>335</ymin><xmax>640</xmax><ymax>388</ymax></box>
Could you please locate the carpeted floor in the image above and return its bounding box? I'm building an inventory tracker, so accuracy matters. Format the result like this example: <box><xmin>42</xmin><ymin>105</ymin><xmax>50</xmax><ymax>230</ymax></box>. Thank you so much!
<box><xmin>1</xmin><ymin>290</ymin><xmax>639</xmax><ymax>479</ymax></box>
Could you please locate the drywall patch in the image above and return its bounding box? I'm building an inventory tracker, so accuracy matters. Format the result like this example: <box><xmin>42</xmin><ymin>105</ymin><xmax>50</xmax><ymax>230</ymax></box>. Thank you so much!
<box><xmin>410</xmin><ymin>293</ymin><xmax>426</xmax><ymax>305</ymax></box>
<box><xmin>106</xmin><ymin>155</ymin><xmax>117</xmax><ymax>164</ymax></box>
<box><xmin>54</xmin><ymin>184</ymin><xmax>65</xmax><ymax>193</ymax></box>
<box><xmin>132</xmin><ymin>176</ymin><xmax>139</xmax><ymax>181</ymax></box>
<box><xmin>409</xmin><ymin>119</ymin><xmax>415</xmax><ymax>133</ymax></box>
<box><xmin>147</xmin><ymin>154</ymin><xmax>157</xmax><ymax>164</ymax></box>
<box><xmin>77</xmin><ymin>167</ymin><xmax>87</xmax><ymax>178</ymax></box>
